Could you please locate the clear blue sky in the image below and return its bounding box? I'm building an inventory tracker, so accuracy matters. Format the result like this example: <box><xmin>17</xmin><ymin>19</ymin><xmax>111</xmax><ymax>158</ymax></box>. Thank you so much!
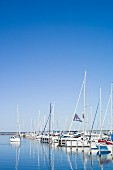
<box><xmin>0</xmin><ymin>0</ymin><xmax>113</xmax><ymax>132</ymax></box>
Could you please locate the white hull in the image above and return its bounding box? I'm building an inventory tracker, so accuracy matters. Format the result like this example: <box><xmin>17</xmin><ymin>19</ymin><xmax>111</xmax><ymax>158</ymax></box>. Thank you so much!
<box><xmin>51</xmin><ymin>136</ymin><xmax>59</xmax><ymax>144</ymax></box>
<box><xmin>66</xmin><ymin>140</ymin><xmax>89</xmax><ymax>147</ymax></box>
<box><xmin>10</xmin><ymin>136</ymin><xmax>20</xmax><ymax>142</ymax></box>
<box><xmin>58</xmin><ymin>136</ymin><xmax>89</xmax><ymax>147</ymax></box>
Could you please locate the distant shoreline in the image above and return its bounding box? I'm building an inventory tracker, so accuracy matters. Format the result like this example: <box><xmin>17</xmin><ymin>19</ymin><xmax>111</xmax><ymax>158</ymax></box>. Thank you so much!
<box><xmin>0</xmin><ymin>132</ymin><xmax>26</xmax><ymax>135</ymax></box>
<box><xmin>0</xmin><ymin>130</ymin><xmax>110</xmax><ymax>136</ymax></box>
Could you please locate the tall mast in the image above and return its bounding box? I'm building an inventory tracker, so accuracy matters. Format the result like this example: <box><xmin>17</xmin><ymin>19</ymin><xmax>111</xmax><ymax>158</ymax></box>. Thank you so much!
<box><xmin>69</xmin><ymin>71</ymin><xmax>86</xmax><ymax>133</ymax></box>
<box><xmin>52</xmin><ymin>102</ymin><xmax>55</xmax><ymax>133</ymax></box>
<box><xmin>49</xmin><ymin>103</ymin><xmax>52</xmax><ymax>137</ymax></box>
<box><xmin>83</xmin><ymin>70</ymin><xmax>86</xmax><ymax>135</ymax></box>
<box><xmin>90</xmin><ymin>106</ymin><xmax>93</xmax><ymax>130</ymax></box>
<box><xmin>100</xmin><ymin>87</ymin><xmax>102</xmax><ymax>138</ymax></box>
<box><xmin>17</xmin><ymin>104</ymin><xmax>20</xmax><ymax>135</ymax></box>
<box><xmin>111</xmin><ymin>83</ymin><xmax>113</xmax><ymax>134</ymax></box>
<box><xmin>100</xmin><ymin>88</ymin><xmax>102</xmax><ymax>130</ymax></box>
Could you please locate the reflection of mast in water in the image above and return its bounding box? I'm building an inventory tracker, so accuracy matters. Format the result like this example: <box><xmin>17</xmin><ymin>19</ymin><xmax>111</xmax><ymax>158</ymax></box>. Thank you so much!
<box><xmin>87</xmin><ymin>153</ymin><xmax>94</xmax><ymax>170</ymax></box>
<box><xmin>90</xmin><ymin>154</ymin><xmax>94</xmax><ymax>170</ymax></box>
<box><xmin>10</xmin><ymin>143</ymin><xmax>20</xmax><ymax>170</ymax></box>
<box><xmin>83</xmin><ymin>150</ymin><xmax>96</xmax><ymax>170</ymax></box>
<box><xmin>49</xmin><ymin>144</ymin><xmax>52</xmax><ymax>170</ymax></box>
<box><xmin>42</xmin><ymin>144</ymin><xmax>54</xmax><ymax>170</ymax></box>
<box><xmin>74</xmin><ymin>149</ymin><xmax>78</xmax><ymax>170</ymax></box>
<box><xmin>51</xmin><ymin>146</ymin><xmax>54</xmax><ymax>170</ymax></box>
<box><xmin>15</xmin><ymin>145</ymin><xmax>20</xmax><ymax>170</ymax></box>
<box><xmin>29</xmin><ymin>140</ymin><xmax>42</xmax><ymax>170</ymax></box>
<box><xmin>65</xmin><ymin>148</ymin><xmax>73</xmax><ymax>170</ymax></box>
<box><xmin>37</xmin><ymin>142</ymin><xmax>40</xmax><ymax>170</ymax></box>
<box><xmin>67</xmin><ymin>154</ymin><xmax>74</xmax><ymax>170</ymax></box>
<box><xmin>50</xmin><ymin>145</ymin><xmax>55</xmax><ymax>170</ymax></box>
<box><xmin>66</xmin><ymin>148</ymin><xmax>96</xmax><ymax>170</ymax></box>
<box><xmin>98</xmin><ymin>154</ymin><xmax>113</xmax><ymax>169</ymax></box>
<box><xmin>66</xmin><ymin>149</ymin><xmax>79</xmax><ymax>170</ymax></box>
<box><xmin>29</xmin><ymin>140</ymin><xmax>36</xmax><ymax>159</ymax></box>
<box><xmin>98</xmin><ymin>156</ymin><xmax>104</xmax><ymax>170</ymax></box>
<box><xmin>82</xmin><ymin>151</ymin><xmax>89</xmax><ymax>170</ymax></box>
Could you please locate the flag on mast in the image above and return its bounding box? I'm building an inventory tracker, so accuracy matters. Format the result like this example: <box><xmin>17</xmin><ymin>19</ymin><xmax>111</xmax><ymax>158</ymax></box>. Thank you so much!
<box><xmin>73</xmin><ymin>113</ymin><xmax>82</xmax><ymax>122</ymax></box>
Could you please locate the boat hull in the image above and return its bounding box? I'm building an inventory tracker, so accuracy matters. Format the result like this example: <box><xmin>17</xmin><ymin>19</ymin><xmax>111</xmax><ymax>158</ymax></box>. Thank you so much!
<box><xmin>10</xmin><ymin>136</ymin><xmax>20</xmax><ymax>142</ymax></box>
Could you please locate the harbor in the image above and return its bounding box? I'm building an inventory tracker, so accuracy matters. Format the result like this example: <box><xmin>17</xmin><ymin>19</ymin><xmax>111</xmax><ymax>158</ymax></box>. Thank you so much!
<box><xmin>0</xmin><ymin>0</ymin><xmax>113</xmax><ymax>169</ymax></box>
<box><xmin>0</xmin><ymin>69</ymin><xmax>112</xmax><ymax>170</ymax></box>
<box><xmin>1</xmin><ymin>135</ymin><xmax>113</xmax><ymax>170</ymax></box>
<box><xmin>8</xmin><ymin>71</ymin><xmax>113</xmax><ymax>159</ymax></box>
<box><xmin>19</xmin><ymin>72</ymin><xmax>113</xmax><ymax>158</ymax></box>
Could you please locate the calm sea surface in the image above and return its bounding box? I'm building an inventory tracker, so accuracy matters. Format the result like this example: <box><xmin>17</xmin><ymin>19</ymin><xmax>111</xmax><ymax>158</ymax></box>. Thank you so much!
<box><xmin>0</xmin><ymin>135</ymin><xmax>113</xmax><ymax>170</ymax></box>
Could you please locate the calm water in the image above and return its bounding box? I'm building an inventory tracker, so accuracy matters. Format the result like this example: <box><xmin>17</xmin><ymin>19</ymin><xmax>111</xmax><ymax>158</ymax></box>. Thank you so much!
<box><xmin>0</xmin><ymin>136</ymin><xmax>113</xmax><ymax>170</ymax></box>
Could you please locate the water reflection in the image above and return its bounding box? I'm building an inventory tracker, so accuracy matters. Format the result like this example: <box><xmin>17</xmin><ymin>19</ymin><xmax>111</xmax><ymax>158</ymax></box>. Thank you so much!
<box><xmin>62</xmin><ymin>147</ymin><xmax>113</xmax><ymax>170</ymax></box>
<box><xmin>10</xmin><ymin>142</ymin><xmax>20</xmax><ymax>170</ymax></box>
<box><xmin>42</xmin><ymin>144</ymin><xmax>54</xmax><ymax>170</ymax></box>
<box><xmin>98</xmin><ymin>154</ymin><xmax>112</xmax><ymax>165</ymax></box>
<box><xmin>9</xmin><ymin>138</ymin><xmax>113</xmax><ymax>170</ymax></box>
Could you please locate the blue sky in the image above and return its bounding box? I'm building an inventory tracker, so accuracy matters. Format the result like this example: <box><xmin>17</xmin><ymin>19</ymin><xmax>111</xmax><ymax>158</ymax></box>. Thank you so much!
<box><xmin>0</xmin><ymin>0</ymin><xmax>113</xmax><ymax>132</ymax></box>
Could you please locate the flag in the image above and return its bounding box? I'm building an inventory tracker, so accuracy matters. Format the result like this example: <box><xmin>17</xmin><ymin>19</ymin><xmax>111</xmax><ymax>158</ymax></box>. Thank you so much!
<box><xmin>73</xmin><ymin>113</ymin><xmax>82</xmax><ymax>122</ymax></box>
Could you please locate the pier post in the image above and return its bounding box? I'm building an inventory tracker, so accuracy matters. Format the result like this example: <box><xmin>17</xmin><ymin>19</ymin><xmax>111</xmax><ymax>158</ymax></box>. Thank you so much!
<box><xmin>65</xmin><ymin>140</ymin><xmax>67</xmax><ymax>147</ymax></box>
<box><xmin>98</xmin><ymin>143</ymin><xmax>101</xmax><ymax>157</ymax></box>
<box><xmin>70</xmin><ymin>140</ymin><xmax>72</xmax><ymax>150</ymax></box>
<box><xmin>60</xmin><ymin>139</ymin><xmax>62</xmax><ymax>146</ymax></box>
<box><xmin>76</xmin><ymin>141</ymin><xmax>78</xmax><ymax>151</ymax></box>
<box><xmin>82</xmin><ymin>141</ymin><xmax>84</xmax><ymax>152</ymax></box>
<box><xmin>89</xmin><ymin>141</ymin><xmax>92</xmax><ymax>155</ymax></box>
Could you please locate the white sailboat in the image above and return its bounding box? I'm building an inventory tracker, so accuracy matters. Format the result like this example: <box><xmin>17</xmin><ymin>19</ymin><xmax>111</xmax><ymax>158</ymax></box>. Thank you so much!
<box><xmin>10</xmin><ymin>104</ymin><xmax>21</xmax><ymax>143</ymax></box>
<box><xmin>58</xmin><ymin>71</ymin><xmax>90</xmax><ymax>147</ymax></box>
<box><xmin>90</xmin><ymin>87</ymin><xmax>112</xmax><ymax>155</ymax></box>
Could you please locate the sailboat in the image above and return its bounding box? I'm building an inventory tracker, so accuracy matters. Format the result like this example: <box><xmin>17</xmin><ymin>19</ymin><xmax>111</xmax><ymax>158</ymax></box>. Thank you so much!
<box><xmin>10</xmin><ymin>104</ymin><xmax>21</xmax><ymax>142</ymax></box>
<box><xmin>10</xmin><ymin>135</ymin><xmax>20</xmax><ymax>142</ymax></box>
<box><xmin>58</xmin><ymin>71</ymin><xmax>90</xmax><ymax>147</ymax></box>
<box><xmin>89</xmin><ymin>87</ymin><xmax>111</xmax><ymax>155</ymax></box>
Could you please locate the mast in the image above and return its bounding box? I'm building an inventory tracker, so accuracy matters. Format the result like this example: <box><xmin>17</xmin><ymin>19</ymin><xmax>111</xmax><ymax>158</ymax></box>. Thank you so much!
<box><xmin>69</xmin><ymin>71</ymin><xmax>86</xmax><ymax>133</ymax></box>
<box><xmin>100</xmin><ymin>87</ymin><xmax>102</xmax><ymax>138</ymax></box>
<box><xmin>17</xmin><ymin>104</ymin><xmax>20</xmax><ymax>135</ymax></box>
<box><xmin>38</xmin><ymin>110</ymin><xmax>40</xmax><ymax>133</ymax></box>
<box><xmin>90</xmin><ymin>106</ymin><xmax>93</xmax><ymax>130</ymax></box>
<box><xmin>52</xmin><ymin>102</ymin><xmax>55</xmax><ymax>133</ymax></box>
<box><xmin>110</xmin><ymin>83</ymin><xmax>113</xmax><ymax>134</ymax></box>
<box><xmin>49</xmin><ymin>103</ymin><xmax>52</xmax><ymax>137</ymax></box>
<box><xmin>83</xmin><ymin>70</ymin><xmax>86</xmax><ymax>135</ymax></box>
